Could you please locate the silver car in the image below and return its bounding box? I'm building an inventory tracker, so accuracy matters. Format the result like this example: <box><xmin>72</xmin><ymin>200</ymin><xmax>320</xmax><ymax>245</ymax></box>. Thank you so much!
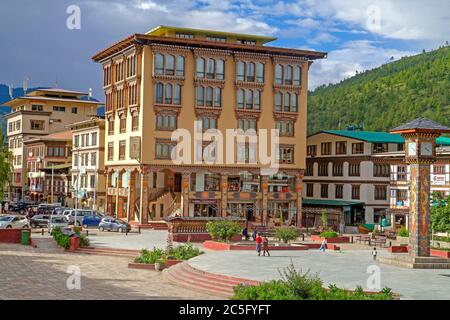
<box><xmin>48</xmin><ymin>215</ymin><xmax>69</xmax><ymax>234</ymax></box>
<box><xmin>0</xmin><ymin>215</ymin><xmax>30</xmax><ymax>229</ymax></box>
<box><xmin>98</xmin><ymin>218</ymin><xmax>131</xmax><ymax>233</ymax></box>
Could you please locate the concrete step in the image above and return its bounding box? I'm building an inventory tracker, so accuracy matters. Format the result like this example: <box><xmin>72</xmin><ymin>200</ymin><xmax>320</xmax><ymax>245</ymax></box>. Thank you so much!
<box><xmin>163</xmin><ymin>262</ymin><xmax>260</xmax><ymax>299</ymax></box>
<box><xmin>76</xmin><ymin>247</ymin><xmax>139</xmax><ymax>258</ymax></box>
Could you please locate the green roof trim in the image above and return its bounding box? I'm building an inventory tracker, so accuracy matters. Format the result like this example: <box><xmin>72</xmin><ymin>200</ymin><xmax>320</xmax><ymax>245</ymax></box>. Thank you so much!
<box><xmin>319</xmin><ymin>130</ymin><xmax>450</xmax><ymax>146</ymax></box>
<box><xmin>302</xmin><ymin>199</ymin><xmax>365</xmax><ymax>207</ymax></box>
<box><xmin>42</xmin><ymin>163</ymin><xmax>72</xmax><ymax>170</ymax></box>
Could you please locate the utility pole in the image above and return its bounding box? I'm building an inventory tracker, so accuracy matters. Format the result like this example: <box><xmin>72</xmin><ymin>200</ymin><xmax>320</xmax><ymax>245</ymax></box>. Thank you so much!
<box><xmin>51</xmin><ymin>164</ymin><xmax>54</xmax><ymax>204</ymax></box>
<box><xmin>74</xmin><ymin>148</ymin><xmax>79</xmax><ymax>227</ymax></box>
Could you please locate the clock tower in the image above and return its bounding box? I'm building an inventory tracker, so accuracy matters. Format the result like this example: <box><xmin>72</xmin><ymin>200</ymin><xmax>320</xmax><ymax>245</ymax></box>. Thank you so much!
<box><xmin>391</xmin><ymin>118</ymin><xmax>450</xmax><ymax>258</ymax></box>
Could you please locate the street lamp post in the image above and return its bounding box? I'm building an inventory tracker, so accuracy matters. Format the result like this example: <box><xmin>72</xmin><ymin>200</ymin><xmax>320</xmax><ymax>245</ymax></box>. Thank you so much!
<box><xmin>51</xmin><ymin>164</ymin><xmax>54</xmax><ymax>204</ymax></box>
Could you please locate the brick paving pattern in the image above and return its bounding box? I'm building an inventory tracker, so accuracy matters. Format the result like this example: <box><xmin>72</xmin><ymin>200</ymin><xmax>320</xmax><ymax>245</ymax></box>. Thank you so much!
<box><xmin>0</xmin><ymin>238</ymin><xmax>219</xmax><ymax>300</ymax></box>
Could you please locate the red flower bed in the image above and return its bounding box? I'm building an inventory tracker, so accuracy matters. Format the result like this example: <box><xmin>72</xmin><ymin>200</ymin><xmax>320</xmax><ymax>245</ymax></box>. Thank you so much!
<box><xmin>430</xmin><ymin>248</ymin><xmax>450</xmax><ymax>258</ymax></box>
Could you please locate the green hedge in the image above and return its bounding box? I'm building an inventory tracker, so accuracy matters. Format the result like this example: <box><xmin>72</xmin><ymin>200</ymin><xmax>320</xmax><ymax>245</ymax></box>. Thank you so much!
<box><xmin>320</xmin><ymin>231</ymin><xmax>338</xmax><ymax>238</ymax></box>
<box><xmin>232</xmin><ymin>263</ymin><xmax>393</xmax><ymax>300</ymax></box>
<box><xmin>52</xmin><ymin>228</ymin><xmax>90</xmax><ymax>249</ymax></box>
<box><xmin>135</xmin><ymin>244</ymin><xmax>203</xmax><ymax>264</ymax></box>
<box><xmin>397</xmin><ymin>226</ymin><xmax>409</xmax><ymax>237</ymax></box>
<box><xmin>275</xmin><ymin>227</ymin><xmax>298</xmax><ymax>243</ymax></box>
<box><xmin>206</xmin><ymin>220</ymin><xmax>241</xmax><ymax>242</ymax></box>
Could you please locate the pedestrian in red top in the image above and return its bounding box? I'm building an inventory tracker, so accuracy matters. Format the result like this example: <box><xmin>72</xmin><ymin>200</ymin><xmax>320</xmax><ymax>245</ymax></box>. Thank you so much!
<box><xmin>255</xmin><ymin>233</ymin><xmax>263</xmax><ymax>256</ymax></box>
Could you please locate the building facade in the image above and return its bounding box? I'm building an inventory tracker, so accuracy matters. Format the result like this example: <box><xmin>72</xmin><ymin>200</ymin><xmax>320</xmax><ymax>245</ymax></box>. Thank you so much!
<box><xmin>24</xmin><ymin>130</ymin><xmax>72</xmax><ymax>204</ymax></box>
<box><xmin>92</xmin><ymin>25</ymin><xmax>326</xmax><ymax>225</ymax></box>
<box><xmin>69</xmin><ymin>116</ymin><xmax>106</xmax><ymax>212</ymax></box>
<box><xmin>5</xmin><ymin>88</ymin><xmax>102</xmax><ymax>201</ymax></box>
<box><xmin>378</xmin><ymin>146</ymin><xmax>450</xmax><ymax>229</ymax></box>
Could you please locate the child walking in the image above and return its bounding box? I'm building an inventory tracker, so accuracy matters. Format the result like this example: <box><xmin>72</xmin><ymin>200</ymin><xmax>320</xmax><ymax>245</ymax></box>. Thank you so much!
<box><xmin>372</xmin><ymin>247</ymin><xmax>377</xmax><ymax>261</ymax></box>
<box><xmin>255</xmin><ymin>233</ymin><xmax>263</xmax><ymax>256</ymax></box>
<box><xmin>319</xmin><ymin>238</ymin><xmax>327</xmax><ymax>252</ymax></box>
<box><xmin>262</xmin><ymin>236</ymin><xmax>270</xmax><ymax>256</ymax></box>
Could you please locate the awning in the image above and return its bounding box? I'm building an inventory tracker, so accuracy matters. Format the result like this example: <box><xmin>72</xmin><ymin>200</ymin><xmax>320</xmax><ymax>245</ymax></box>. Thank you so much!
<box><xmin>302</xmin><ymin>199</ymin><xmax>365</xmax><ymax>207</ymax></box>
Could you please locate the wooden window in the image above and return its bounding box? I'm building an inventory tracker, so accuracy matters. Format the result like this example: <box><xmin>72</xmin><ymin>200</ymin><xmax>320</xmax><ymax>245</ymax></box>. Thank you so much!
<box><xmin>256</xmin><ymin>63</ymin><xmax>264</xmax><ymax>83</ymax></box>
<box><xmin>275</xmin><ymin>92</ymin><xmax>282</xmax><ymax>111</ymax></box>
<box><xmin>196</xmin><ymin>86</ymin><xmax>222</xmax><ymax>108</ymax></box>
<box><xmin>278</xmin><ymin>146</ymin><xmax>294</xmax><ymax>164</ymax></box>
<box><xmin>352</xmin><ymin>143</ymin><xmax>364</xmax><ymax>154</ymax></box>
<box><xmin>275</xmin><ymin>64</ymin><xmax>283</xmax><ymax>84</ymax></box>
<box><xmin>154</xmin><ymin>53</ymin><xmax>184</xmax><ymax>76</ymax></box>
<box><xmin>32</xmin><ymin>105</ymin><xmax>43</xmax><ymax>111</ymax></box>
<box><xmin>108</xmin><ymin>142</ymin><xmax>114</xmax><ymax>161</ymax></box>
<box><xmin>155</xmin><ymin>142</ymin><xmax>174</xmax><ymax>160</ymax></box>
<box><xmin>119</xmin><ymin>140</ymin><xmax>126</xmax><ymax>160</ymax></box>
<box><xmin>236</xmin><ymin>61</ymin><xmax>245</xmax><ymax>81</ymax></box>
<box><xmin>108</xmin><ymin>119</ymin><xmax>114</xmax><ymax>135</ymax></box>
<box><xmin>165</xmin><ymin>55</ymin><xmax>175</xmax><ymax>76</ymax></box>
<box><xmin>293</xmin><ymin>66</ymin><xmax>302</xmax><ymax>86</ymax></box>
<box><xmin>132</xmin><ymin>114</ymin><xmax>139</xmax><ymax>131</ymax></box>
<box><xmin>155</xmin><ymin>83</ymin><xmax>181</xmax><ymax>105</ymax></box>
<box><xmin>349</xmin><ymin>163</ymin><xmax>360</xmax><ymax>177</ymax></box>
<box><xmin>156</xmin><ymin>114</ymin><xmax>177</xmax><ymax>131</ymax></box>
<box><xmin>333</xmin><ymin>162</ymin><xmax>343</xmax><ymax>176</ymax></box>
<box><xmin>305</xmin><ymin>162</ymin><xmax>314</xmax><ymax>176</ymax></box>
<box><xmin>120</xmin><ymin>117</ymin><xmax>126</xmax><ymax>133</ymax></box>
<box><xmin>336</xmin><ymin>141</ymin><xmax>347</xmax><ymax>155</ymax></box>
<box><xmin>175</xmin><ymin>33</ymin><xmax>194</xmax><ymax>39</ymax></box>
<box><xmin>351</xmin><ymin>185</ymin><xmax>360</xmax><ymax>200</ymax></box>
<box><xmin>276</xmin><ymin>120</ymin><xmax>294</xmax><ymax>137</ymax></box>
<box><xmin>335</xmin><ymin>184</ymin><xmax>344</xmax><ymax>199</ymax></box>
<box><xmin>176</xmin><ymin>56</ymin><xmax>184</xmax><ymax>77</ymax></box>
<box><xmin>196</xmin><ymin>58</ymin><xmax>205</xmax><ymax>78</ymax></box>
<box><xmin>91</xmin><ymin>133</ymin><xmax>97</xmax><ymax>146</ymax></box>
<box><xmin>154</xmin><ymin>53</ymin><xmax>164</xmax><ymax>75</ymax></box>
<box><xmin>374</xmin><ymin>163</ymin><xmax>390</xmax><ymax>177</ymax></box>
<box><xmin>238</xmin><ymin>118</ymin><xmax>257</xmax><ymax>131</ymax></box>
<box><xmin>237</xmin><ymin>89</ymin><xmax>261</xmax><ymax>111</ymax></box>
<box><xmin>396</xmin><ymin>165</ymin><xmax>407</xmax><ymax>181</ymax></box>
<box><xmin>433</xmin><ymin>165</ymin><xmax>446</xmax><ymax>174</ymax></box>
<box><xmin>318</xmin><ymin>162</ymin><xmax>328</xmax><ymax>176</ymax></box>
<box><xmin>53</xmin><ymin>106</ymin><xmax>65</xmax><ymax>112</ymax></box>
<box><xmin>30</xmin><ymin>120</ymin><xmax>44</xmax><ymax>130</ymax></box>
<box><xmin>373</xmin><ymin>143</ymin><xmax>388</xmax><ymax>154</ymax></box>
<box><xmin>307</xmin><ymin>145</ymin><xmax>317</xmax><ymax>157</ymax></box>
<box><xmin>321</xmin><ymin>142</ymin><xmax>331</xmax><ymax>155</ymax></box>
<box><xmin>321</xmin><ymin>184</ymin><xmax>329</xmax><ymax>198</ymax></box>
<box><xmin>206</xmin><ymin>35</ymin><xmax>226</xmax><ymax>42</ymax></box>
<box><xmin>284</xmin><ymin>65</ymin><xmax>293</xmax><ymax>85</ymax></box>
<box><xmin>275</xmin><ymin>92</ymin><xmax>298</xmax><ymax>112</ymax></box>
<box><xmin>306</xmin><ymin>183</ymin><xmax>314</xmax><ymax>197</ymax></box>
<box><xmin>275</xmin><ymin>64</ymin><xmax>302</xmax><ymax>85</ymax></box>
<box><xmin>200</xmin><ymin>117</ymin><xmax>217</xmax><ymax>132</ymax></box>
<box><xmin>196</xmin><ymin>57</ymin><xmax>224</xmax><ymax>80</ymax></box>
<box><xmin>375</xmin><ymin>185</ymin><xmax>387</xmax><ymax>200</ymax></box>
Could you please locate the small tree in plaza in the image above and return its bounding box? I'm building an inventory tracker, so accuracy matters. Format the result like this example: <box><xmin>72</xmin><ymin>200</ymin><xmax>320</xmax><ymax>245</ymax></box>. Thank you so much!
<box><xmin>321</xmin><ymin>209</ymin><xmax>328</xmax><ymax>230</ymax></box>
<box><xmin>206</xmin><ymin>220</ymin><xmax>242</xmax><ymax>242</ymax></box>
<box><xmin>275</xmin><ymin>226</ymin><xmax>298</xmax><ymax>244</ymax></box>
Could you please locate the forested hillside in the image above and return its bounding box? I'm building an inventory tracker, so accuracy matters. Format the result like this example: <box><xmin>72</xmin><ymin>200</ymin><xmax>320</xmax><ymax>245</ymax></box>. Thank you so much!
<box><xmin>308</xmin><ymin>46</ymin><xmax>450</xmax><ymax>134</ymax></box>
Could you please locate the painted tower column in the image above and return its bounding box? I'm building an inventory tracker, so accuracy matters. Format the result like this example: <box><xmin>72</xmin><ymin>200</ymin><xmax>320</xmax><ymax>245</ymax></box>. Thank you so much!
<box><xmin>181</xmin><ymin>172</ymin><xmax>190</xmax><ymax>217</ymax></box>
<box><xmin>295</xmin><ymin>173</ymin><xmax>303</xmax><ymax>227</ymax></box>
<box><xmin>261</xmin><ymin>175</ymin><xmax>269</xmax><ymax>226</ymax></box>
<box><xmin>140</xmin><ymin>168</ymin><xmax>149</xmax><ymax>224</ymax></box>
<box><xmin>220</xmin><ymin>174</ymin><xmax>228</xmax><ymax>217</ymax></box>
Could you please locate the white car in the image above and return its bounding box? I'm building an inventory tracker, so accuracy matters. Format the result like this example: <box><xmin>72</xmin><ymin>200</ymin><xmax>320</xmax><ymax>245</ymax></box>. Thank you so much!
<box><xmin>48</xmin><ymin>215</ymin><xmax>69</xmax><ymax>234</ymax></box>
<box><xmin>0</xmin><ymin>215</ymin><xmax>30</xmax><ymax>229</ymax></box>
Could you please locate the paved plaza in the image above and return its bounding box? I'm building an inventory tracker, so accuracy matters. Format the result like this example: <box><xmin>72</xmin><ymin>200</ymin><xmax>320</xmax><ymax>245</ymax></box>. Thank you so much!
<box><xmin>0</xmin><ymin>238</ymin><xmax>218</xmax><ymax>300</ymax></box>
<box><xmin>188</xmin><ymin>249</ymin><xmax>450</xmax><ymax>300</ymax></box>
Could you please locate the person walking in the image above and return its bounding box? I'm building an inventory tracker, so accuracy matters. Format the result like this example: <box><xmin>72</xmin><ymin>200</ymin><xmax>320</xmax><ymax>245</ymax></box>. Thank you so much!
<box><xmin>319</xmin><ymin>238</ymin><xmax>327</xmax><ymax>252</ymax></box>
<box><xmin>252</xmin><ymin>229</ymin><xmax>257</xmax><ymax>241</ymax></box>
<box><xmin>242</xmin><ymin>227</ymin><xmax>249</xmax><ymax>241</ymax></box>
<box><xmin>372</xmin><ymin>247</ymin><xmax>378</xmax><ymax>261</ymax></box>
<box><xmin>255</xmin><ymin>233</ymin><xmax>263</xmax><ymax>256</ymax></box>
<box><xmin>262</xmin><ymin>235</ymin><xmax>270</xmax><ymax>257</ymax></box>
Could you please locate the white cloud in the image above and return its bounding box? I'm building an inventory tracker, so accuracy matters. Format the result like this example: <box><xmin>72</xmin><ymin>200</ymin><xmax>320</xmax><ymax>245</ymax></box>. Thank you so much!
<box><xmin>134</xmin><ymin>0</ymin><xmax>168</xmax><ymax>12</ymax></box>
<box><xmin>308</xmin><ymin>40</ymin><xmax>416</xmax><ymax>89</ymax></box>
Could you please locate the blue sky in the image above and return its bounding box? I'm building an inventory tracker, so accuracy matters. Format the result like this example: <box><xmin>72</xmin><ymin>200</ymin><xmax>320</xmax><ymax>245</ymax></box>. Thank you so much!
<box><xmin>0</xmin><ymin>0</ymin><xmax>449</xmax><ymax>99</ymax></box>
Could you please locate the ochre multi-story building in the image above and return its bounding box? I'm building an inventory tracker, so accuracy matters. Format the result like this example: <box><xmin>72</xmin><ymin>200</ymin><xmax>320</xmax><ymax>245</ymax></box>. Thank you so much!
<box><xmin>24</xmin><ymin>130</ymin><xmax>72</xmax><ymax>204</ymax></box>
<box><xmin>69</xmin><ymin>116</ymin><xmax>106</xmax><ymax>212</ymax></box>
<box><xmin>5</xmin><ymin>88</ymin><xmax>102</xmax><ymax>201</ymax></box>
<box><xmin>92</xmin><ymin>25</ymin><xmax>326</xmax><ymax>226</ymax></box>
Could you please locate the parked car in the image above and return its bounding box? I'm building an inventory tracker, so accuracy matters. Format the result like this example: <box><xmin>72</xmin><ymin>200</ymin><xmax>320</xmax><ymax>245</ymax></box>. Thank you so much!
<box><xmin>53</xmin><ymin>207</ymin><xmax>70</xmax><ymax>215</ymax></box>
<box><xmin>81</xmin><ymin>213</ymin><xmax>104</xmax><ymax>228</ymax></box>
<box><xmin>66</xmin><ymin>209</ymin><xmax>98</xmax><ymax>226</ymax></box>
<box><xmin>48</xmin><ymin>215</ymin><xmax>70</xmax><ymax>234</ymax></box>
<box><xmin>0</xmin><ymin>215</ymin><xmax>30</xmax><ymax>229</ymax></box>
<box><xmin>98</xmin><ymin>218</ymin><xmax>131</xmax><ymax>233</ymax></box>
<box><xmin>30</xmin><ymin>214</ymin><xmax>51</xmax><ymax>228</ymax></box>
<box><xmin>7</xmin><ymin>201</ymin><xmax>35</xmax><ymax>214</ymax></box>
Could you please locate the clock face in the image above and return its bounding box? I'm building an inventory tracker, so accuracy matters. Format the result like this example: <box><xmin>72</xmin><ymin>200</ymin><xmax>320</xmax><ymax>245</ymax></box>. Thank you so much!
<box><xmin>421</xmin><ymin>142</ymin><xmax>433</xmax><ymax>156</ymax></box>
<box><xmin>408</xmin><ymin>142</ymin><xmax>417</xmax><ymax>156</ymax></box>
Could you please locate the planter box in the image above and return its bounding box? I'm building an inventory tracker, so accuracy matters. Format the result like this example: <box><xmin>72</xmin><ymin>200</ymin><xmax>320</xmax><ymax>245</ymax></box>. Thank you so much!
<box><xmin>128</xmin><ymin>262</ymin><xmax>156</xmax><ymax>270</ymax></box>
<box><xmin>430</xmin><ymin>249</ymin><xmax>450</xmax><ymax>258</ymax></box>
<box><xmin>310</xmin><ymin>235</ymin><xmax>349</xmax><ymax>243</ymax></box>
<box><xmin>0</xmin><ymin>229</ymin><xmax>29</xmax><ymax>244</ymax></box>
<box><xmin>303</xmin><ymin>243</ymin><xmax>340</xmax><ymax>251</ymax></box>
<box><xmin>388</xmin><ymin>245</ymin><xmax>409</xmax><ymax>253</ymax></box>
<box><xmin>166</xmin><ymin>259</ymin><xmax>183</xmax><ymax>267</ymax></box>
<box><xmin>203</xmin><ymin>240</ymin><xmax>310</xmax><ymax>251</ymax></box>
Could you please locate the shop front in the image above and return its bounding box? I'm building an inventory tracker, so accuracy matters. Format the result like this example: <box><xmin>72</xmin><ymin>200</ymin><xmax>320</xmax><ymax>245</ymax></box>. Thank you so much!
<box><xmin>191</xmin><ymin>199</ymin><xmax>219</xmax><ymax>217</ymax></box>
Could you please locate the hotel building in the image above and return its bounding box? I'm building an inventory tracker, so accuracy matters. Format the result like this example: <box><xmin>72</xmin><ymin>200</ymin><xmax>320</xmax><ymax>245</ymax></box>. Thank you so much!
<box><xmin>92</xmin><ymin>25</ymin><xmax>326</xmax><ymax>225</ymax></box>
<box><xmin>4</xmin><ymin>88</ymin><xmax>102</xmax><ymax>201</ymax></box>
<box><xmin>304</xmin><ymin>130</ymin><xmax>450</xmax><ymax>228</ymax></box>
<box><xmin>69</xmin><ymin>116</ymin><xmax>106</xmax><ymax>212</ymax></box>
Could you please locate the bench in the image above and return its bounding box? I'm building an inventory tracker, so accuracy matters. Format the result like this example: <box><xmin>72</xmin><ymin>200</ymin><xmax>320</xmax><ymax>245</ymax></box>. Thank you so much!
<box><xmin>355</xmin><ymin>235</ymin><xmax>371</xmax><ymax>245</ymax></box>
<box><xmin>372</xmin><ymin>236</ymin><xmax>387</xmax><ymax>247</ymax></box>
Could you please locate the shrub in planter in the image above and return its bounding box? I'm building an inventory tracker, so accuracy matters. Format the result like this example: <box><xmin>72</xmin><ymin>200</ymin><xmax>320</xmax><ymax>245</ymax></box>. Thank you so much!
<box><xmin>52</xmin><ymin>228</ymin><xmax>70</xmax><ymax>249</ymax></box>
<box><xmin>320</xmin><ymin>231</ymin><xmax>338</xmax><ymax>238</ymax></box>
<box><xmin>134</xmin><ymin>248</ymin><xmax>166</xmax><ymax>264</ymax></box>
<box><xmin>206</xmin><ymin>220</ymin><xmax>241</xmax><ymax>242</ymax></box>
<box><xmin>397</xmin><ymin>226</ymin><xmax>409</xmax><ymax>237</ymax></box>
<box><xmin>155</xmin><ymin>258</ymin><xmax>167</xmax><ymax>271</ymax></box>
<box><xmin>79</xmin><ymin>235</ymin><xmax>90</xmax><ymax>247</ymax></box>
<box><xmin>275</xmin><ymin>227</ymin><xmax>298</xmax><ymax>244</ymax></box>
<box><xmin>166</xmin><ymin>243</ymin><xmax>203</xmax><ymax>260</ymax></box>
<box><xmin>232</xmin><ymin>263</ymin><xmax>393</xmax><ymax>300</ymax></box>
